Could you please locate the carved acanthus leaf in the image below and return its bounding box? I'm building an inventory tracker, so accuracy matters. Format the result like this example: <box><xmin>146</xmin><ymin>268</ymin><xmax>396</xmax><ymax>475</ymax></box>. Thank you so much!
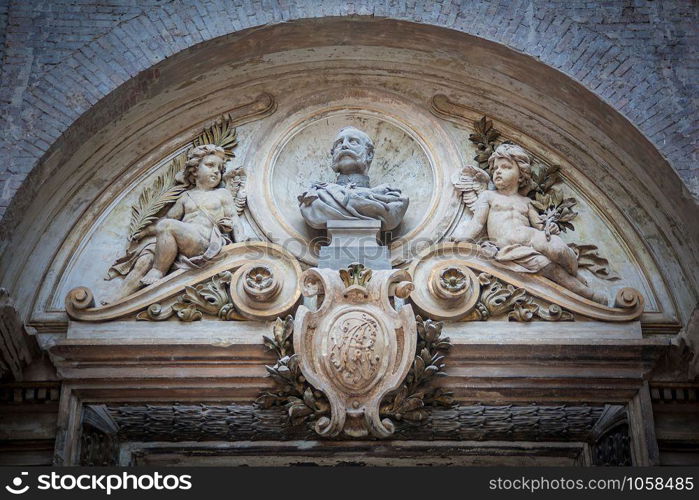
<box><xmin>136</xmin><ymin>271</ymin><xmax>244</xmax><ymax>321</ymax></box>
<box><xmin>339</xmin><ymin>263</ymin><xmax>372</xmax><ymax>287</ymax></box>
<box><xmin>474</xmin><ymin>273</ymin><xmax>574</xmax><ymax>322</ymax></box>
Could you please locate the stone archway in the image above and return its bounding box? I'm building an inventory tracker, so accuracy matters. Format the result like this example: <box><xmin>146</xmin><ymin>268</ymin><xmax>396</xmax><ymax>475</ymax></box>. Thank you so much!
<box><xmin>0</xmin><ymin>13</ymin><xmax>697</xmax><ymax>467</ymax></box>
<box><xmin>1</xmin><ymin>17</ymin><xmax>695</xmax><ymax>325</ymax></box>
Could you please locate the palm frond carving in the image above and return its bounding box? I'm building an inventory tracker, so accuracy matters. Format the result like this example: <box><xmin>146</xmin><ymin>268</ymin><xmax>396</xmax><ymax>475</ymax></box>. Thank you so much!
<box><xmin>127</xmin><ymin>154</ymin><xmax>187</xmax><ymax>241</ymax></box>
<box><xmin>193</xmin><ymin>114</ymin><xmax>238</xmax><ymax>159</ymax></box>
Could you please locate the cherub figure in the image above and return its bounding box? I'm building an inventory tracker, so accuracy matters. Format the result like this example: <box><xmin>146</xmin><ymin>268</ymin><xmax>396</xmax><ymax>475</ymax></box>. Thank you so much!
<box><xmin>451</xmin><ymin>143</ymin><xmax>606</xmax><ymax>304</ymax></box>
<box><xmin>137</xmin><ymin>144</ymin><xmax>241</xmax><ymax>285</ymax></box>
<box><xmin>107</xmin><ymin>144</ymin><xmax>246</xmax><ymax>298</ymax></box>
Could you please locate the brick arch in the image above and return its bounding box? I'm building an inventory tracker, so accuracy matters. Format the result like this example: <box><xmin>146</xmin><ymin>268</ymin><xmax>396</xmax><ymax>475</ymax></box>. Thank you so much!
<box><xmin>0</xmin><ymin>0</ymin><xmax>696</xmax><ymax>227</ymax></box>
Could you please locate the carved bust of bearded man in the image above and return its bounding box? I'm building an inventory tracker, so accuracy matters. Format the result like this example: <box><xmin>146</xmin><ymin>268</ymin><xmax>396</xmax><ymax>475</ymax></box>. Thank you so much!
<box><xmin>298</xmin><ymin>126</ymin><xmax>409</xmax><ymax>232</ymax></box>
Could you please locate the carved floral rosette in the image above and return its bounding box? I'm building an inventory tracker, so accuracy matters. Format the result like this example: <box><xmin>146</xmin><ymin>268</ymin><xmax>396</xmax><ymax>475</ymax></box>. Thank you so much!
<box><xmin>293</xmin><ymin>267</ymin><xmax>417</xmax><ymax>438</ymax></box>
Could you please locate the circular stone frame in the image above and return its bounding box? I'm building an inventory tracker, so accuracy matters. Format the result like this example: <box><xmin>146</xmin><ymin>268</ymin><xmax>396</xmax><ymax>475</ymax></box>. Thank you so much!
<box><xmin>245</xmin><ymin>87</ymin><xmax>463</xmax><ymax>266</ymax></box>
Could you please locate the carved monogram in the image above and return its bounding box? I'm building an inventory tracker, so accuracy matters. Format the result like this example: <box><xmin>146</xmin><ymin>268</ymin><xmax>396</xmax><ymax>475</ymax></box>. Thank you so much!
<box><xmin>328</xmin><ymin>311</ymin><xmax>382</xmax><ymax>390</ymax></box>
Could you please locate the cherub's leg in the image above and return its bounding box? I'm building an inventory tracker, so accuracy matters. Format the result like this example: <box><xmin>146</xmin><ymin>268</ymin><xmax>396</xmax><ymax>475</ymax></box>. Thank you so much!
<box><xmin>141</xmin><ymin>223</ymin><xmax>178</xmax><ymax>285</ymax></box>
<box><xmin>530</xmin><ymin>232</ymin><xmax>578</xmax><ymax>276</ymax></box>
<box><xmin>542</xmin><ymin>263</ymin><xmax>607</xmax><ymax>305</ymax></box>
<box><xmin>141</xmin><ymin>220</ymin><xmax>209</xmax><ymax>285</ymax></box>
<box><xmin>101</xmin><ymin>253</ymin><xmax>154</xmax><ymax>304</ymax></box>
<box><xmin>122</xmin><ymin>253</ymin><xmax>154</xmax><ymax>296</ymax></box>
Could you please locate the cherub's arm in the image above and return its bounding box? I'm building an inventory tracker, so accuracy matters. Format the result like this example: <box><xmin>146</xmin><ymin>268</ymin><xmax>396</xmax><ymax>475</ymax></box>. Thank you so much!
<box><xmin>132</xmin><ymin>197</ymin><xmax>184</xmax><ymax>240</ymax></box>
<box><xmin>528</xmin><ymin>202</ymin><xmax>544</xmax><ymax>230</ymax></box>
<box><xmin>218</xmin><ymin>189</ymin><xmax>246</xmax><ymax>241</ymax></box>
<box><xmin>451</xmin><ymin>192</ymin><xmax>490</xmax><ymax>241</ymax></box>
<box><xmin>165</xmin><ymin>197</ymin><xmax>185</xmax><ymax>220</ymax></box>
<box><xmin>220</xmin><ymin>189</ymin><xmax>235</xmax><ymax>219</ymax></box>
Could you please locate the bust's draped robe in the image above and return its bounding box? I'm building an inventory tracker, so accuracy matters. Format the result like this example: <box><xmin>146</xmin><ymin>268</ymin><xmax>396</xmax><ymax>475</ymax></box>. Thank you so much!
<box><xmin>299</xmin><ymin>182</ymin><xmax>409</xmax><ymax>231</ymax></box>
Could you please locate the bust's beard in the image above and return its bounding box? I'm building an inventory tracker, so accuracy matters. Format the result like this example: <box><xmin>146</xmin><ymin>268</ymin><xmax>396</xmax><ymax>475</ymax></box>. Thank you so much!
<box><xmin>332</xmin><ymin>155</ymin><xmax>369</xmax><ymax>175</ymax></box>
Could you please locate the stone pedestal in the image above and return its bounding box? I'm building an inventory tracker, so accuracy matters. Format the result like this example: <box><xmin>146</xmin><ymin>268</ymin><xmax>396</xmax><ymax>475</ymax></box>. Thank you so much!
<box><xmin>317</xmin><ymin>220</ymin><xmax>391</xmax><ymax>270</ymax></box>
